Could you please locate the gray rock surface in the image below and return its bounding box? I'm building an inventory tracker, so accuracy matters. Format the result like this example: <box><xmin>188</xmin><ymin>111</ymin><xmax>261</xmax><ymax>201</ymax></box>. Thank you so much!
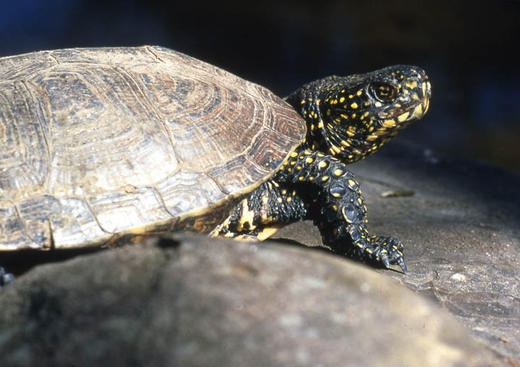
<box><xmin>1</xmin><ymin>141</ymin><xmax>518</xmax><ymax>366</ymax></box>
<box><xmin>0</xmin><ymin>234</ymin><xmax>504</xmax><ymax>367</ymax></box>
<box><xmin>276</xmin><ymin>142</ymin><xmax>520</xmax><ymax>362</ymax></box>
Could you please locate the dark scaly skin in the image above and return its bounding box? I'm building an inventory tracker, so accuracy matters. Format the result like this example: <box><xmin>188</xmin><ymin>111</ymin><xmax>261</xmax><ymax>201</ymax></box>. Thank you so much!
<box><xmin>212</xmin><ymin>65</ymin><xmax>431</xmax><ymax>272</ymax></box>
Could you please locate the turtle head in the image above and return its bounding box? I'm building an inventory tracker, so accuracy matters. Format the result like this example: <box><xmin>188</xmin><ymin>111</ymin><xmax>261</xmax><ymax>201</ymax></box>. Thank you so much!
<box><xmin>287</xmin><ymin>65</ymin><xmax>431</xmax><ymax>163</ymax></box>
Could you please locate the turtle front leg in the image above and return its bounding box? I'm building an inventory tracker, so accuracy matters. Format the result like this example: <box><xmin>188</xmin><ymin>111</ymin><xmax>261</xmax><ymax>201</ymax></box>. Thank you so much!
<box><xmin>212</xmin><ymin>148</ymin><xmax>407</xmax><ymax>272</ymax></box>
<box><xmin>211</xmin><ymin>180</ymin><xmax>307</xmax><ymax>241</ymax></box>
<box><xmin>277</xmin><ymin>149</ymin><xmax>407</xmax><ymax>272</ymax></box>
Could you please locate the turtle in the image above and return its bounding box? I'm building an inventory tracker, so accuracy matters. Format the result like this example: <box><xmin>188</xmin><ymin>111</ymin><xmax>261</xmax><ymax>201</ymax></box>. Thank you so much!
<box><xmin>0</xmin><ymin>46</ymin><xmax>430</xmax><ymax>287</ymax></box>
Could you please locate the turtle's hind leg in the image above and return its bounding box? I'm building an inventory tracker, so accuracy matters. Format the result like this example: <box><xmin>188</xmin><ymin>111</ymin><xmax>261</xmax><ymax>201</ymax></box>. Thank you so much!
<box><xmin>211</xmin><ymin>180</ymin><xmax>307</xmax><ymax>241</ymax></box>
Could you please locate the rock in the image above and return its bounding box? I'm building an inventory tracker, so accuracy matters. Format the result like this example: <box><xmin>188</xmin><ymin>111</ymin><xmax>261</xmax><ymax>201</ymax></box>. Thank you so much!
<box><xmin>275</xmin><ymin>141</ymin><xmax>520</xmax><ymax>362</ymax></box>
<box><xmin>0</xmin><ymin>234</ymin><xmax>504</xmax><ymax>367</ymax></box>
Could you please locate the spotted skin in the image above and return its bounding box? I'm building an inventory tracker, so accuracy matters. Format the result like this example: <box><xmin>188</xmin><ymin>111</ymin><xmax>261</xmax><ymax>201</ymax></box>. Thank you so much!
<box><xmin>213</xmin><ymin>65</ymin><xmax>431</xmax><ymax>271</ymax></box>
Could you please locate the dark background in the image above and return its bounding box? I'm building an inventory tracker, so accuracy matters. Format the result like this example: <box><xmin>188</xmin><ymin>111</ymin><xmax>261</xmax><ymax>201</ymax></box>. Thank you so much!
<box><xmin>1</xmin><ymin>0</ymin><xmax>519</xmax><ymax>173</ymax></box>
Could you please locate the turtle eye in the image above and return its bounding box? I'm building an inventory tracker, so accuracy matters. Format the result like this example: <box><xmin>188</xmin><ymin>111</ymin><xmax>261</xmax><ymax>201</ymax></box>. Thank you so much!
<box><xmin>369</xmin><ymin>83</ymin><xmax>398</xmax><ymax>103</ymax></box>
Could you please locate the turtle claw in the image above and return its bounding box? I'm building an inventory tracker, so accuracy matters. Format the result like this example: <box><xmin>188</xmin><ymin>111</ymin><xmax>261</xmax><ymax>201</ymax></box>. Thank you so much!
<box><xmin>380</xmin><ymin>252</ymin><xmax>390</xmax><ymax>269</ymax></box>
<box><xmin>361</xmin><ymin>236</ymin><xmax>407</xmax><ymax>273</ymax></box>
<box><xmin>397</xmin><ymin>257</ymin><xmax>408</xmax><ymax>273</ymax></box>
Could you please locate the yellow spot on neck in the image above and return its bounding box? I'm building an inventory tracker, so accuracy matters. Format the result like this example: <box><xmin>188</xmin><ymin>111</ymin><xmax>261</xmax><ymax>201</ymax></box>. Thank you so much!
<box><xmin>331</xmin><ymin>145</ymin><xmax>341</xmax><ymax>154</ymax></box>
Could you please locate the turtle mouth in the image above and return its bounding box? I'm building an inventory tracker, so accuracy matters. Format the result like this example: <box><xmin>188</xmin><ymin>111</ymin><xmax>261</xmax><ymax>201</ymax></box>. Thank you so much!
<box><xmin>377</xmin><ymin>80</ymin><xmax>431</xmax><ymax>122</ymax></box>
<box><xmin>376</xmin><ymin>100</ymin><xmax>428</xmax><ymax>123</ymax></box>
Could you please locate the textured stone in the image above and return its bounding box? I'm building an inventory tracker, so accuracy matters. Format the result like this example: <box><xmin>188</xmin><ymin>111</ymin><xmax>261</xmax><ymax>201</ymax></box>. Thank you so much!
<box><xmin>0</xmin><ymin>234</ymin><xmax>503</xmax><ymax>367</ymax></box>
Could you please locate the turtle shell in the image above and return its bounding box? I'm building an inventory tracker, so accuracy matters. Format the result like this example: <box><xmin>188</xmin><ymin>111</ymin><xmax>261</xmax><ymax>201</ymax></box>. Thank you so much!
<box><xmin>0</xmin><ymin>46</ymin><xmax>306</xmax><ymax>250</ymax></box>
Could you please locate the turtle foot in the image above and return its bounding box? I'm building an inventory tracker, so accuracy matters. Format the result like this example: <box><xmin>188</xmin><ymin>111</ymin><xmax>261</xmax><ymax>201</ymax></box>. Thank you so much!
<box><xmin>365</xmin><ymin>236</ymin><xmax>407</xmax><ymax>273</ymax></box>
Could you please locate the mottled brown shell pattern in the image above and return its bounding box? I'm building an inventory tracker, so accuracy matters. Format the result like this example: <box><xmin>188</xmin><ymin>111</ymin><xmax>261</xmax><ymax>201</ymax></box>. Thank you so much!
<box><xmin>0</xmin><ymin>46</ymin><xmax>306</xmax><ymax>250</ymax></box>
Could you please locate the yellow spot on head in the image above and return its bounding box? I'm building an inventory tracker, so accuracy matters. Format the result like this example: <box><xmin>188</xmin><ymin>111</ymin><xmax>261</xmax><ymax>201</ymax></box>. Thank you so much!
<box><xmin>333</xmin><ymin>169</ymin><xmax>343</xmax><ymax>176</ymax></box>
<box><xmin>397</xmin><ymin>112</ymin><xmax>409</xmax><ymax>122</ymax></box>
<box><xmin>412</xmin><ymin>103</ymin><xmax>423</xmax><ymax>118</ymax></box>
<box><xmin>405</xmin><ymin>80</ymin><xmax>418</xmax><ymax>89</ymax></box>
<box><xmin>319</xmin><ymin>161</ymin><xmax>328</xmax><ymax>168</ymax></box>
<box><xmin>317</xmin><ymin>121</ymin><xmax>324</xmax><ymax>129</ymax></box>
<box><xmin>290</xmin><ymin>152</ymin><xmax>298</xmax><ymax>158</ymax></box>
<box><xmin>356</xmin><ymin>90</ymin><xmax>363</xmax><ymax>96</ymax></box>
<box><xmin>306</xmin><ymin>157</ymin><xmax>314</xmax><ymax>164</ymax></box>
<box><xmin>277</xmin><ymin>197</ymin><xmax>283</xmax><ymax>203</ymax></box>
<box><xmin>382</xmin><ymin>119</ymin><xmax>396</xmax><ymax>128</ymax></box>
<box><xmin>350</xmin><ymin>102</ymin><xmax>358</xmax><ymax>109</ymax></box>
<box><xmin>321</xmin><ymin>175</ymin><xmax>329</xmax><ymax>181</ymax></box>
<box><xmin>366</xmin><ymin>134</ymin><xmax>378</xmax><ymax>141</ymax></box>
<box><xmin>339</xmin><ymin>97</ymin><xmax>345</xmax><ymax>103</ymax></box>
